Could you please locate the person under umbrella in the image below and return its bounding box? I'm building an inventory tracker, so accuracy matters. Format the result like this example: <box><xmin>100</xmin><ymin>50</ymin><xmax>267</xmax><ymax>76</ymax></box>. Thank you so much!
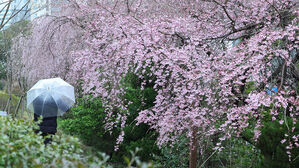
<box><xmin>33</xmin><ymin>96</ymin><xmax>58</xmax><ymax>144</ymax></box>
<box><xmin>27</xmin><ymin>77</ymin><xmax>75</xmax><ymax>145</ymax></box>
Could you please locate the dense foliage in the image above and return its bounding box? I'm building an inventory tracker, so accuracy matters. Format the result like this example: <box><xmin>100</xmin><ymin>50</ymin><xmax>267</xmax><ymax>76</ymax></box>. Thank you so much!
<box><xmin>0</xmin><ymin>116</ymin><xmax>110</xmax><ymax>168</ymax></box>
<box><xmin>60</xmin><ymin>73</ymin><xmax>160</xmax><ymax>163</ymax></box>
<box><xmin>59</xmin><ymin>98</ymin><xmax>118</xmax><ymax>156</ymax></box>
<box><xmin>154</xmin><ymin>135</ymin><xmax>263</xmax><ymax>168</ymax></box>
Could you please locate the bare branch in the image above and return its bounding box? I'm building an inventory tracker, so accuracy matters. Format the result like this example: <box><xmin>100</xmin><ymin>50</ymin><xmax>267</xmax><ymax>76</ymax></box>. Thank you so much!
<box><xmin>0</xmin><ymin>1</ymin><xmax>12</xmax><ymax>28</ymax></box>
<box><xmin>279</xmin><ymin>62</ymin><xmax>286</xmax><ymax>90</ymax></box>
<box><xmin>126</xmin><ymin>0</ymin><xmax>130</xmax><ymax>14</ymax></box>
<box><xmin>212</xmin><ymin>0</ymin><xmax>237</xmax><ymax>31</ymax></box>
<box><xmin>3</xmin><ymin>0</ymin><xmax>31</xmax><ymax>26</ymax></box>
<box><xmin>265</xmin><ymin>0</ymin><xmax>282</xmax><ymax>17</ymax></box>
<box><xmin>206</xmin><ymin>22</ymin><xmax>264</xmax><ymax>40</ymax></box>
<box><xmin>131</xmin><ymin>15</ymin><xmax>144</xmax><ymax>25</ymax></box>
<box><xmin>0</xmin><ymin>1</ymin><xmax>10</xmax><ymax>15</ymax></box>
<box><xmin>95</xmin><ymin>1</ymin><xmax>115</xmax><ymax>17</ymax></box>
<box><xmin>113</xmin><ymin>0</ymin><xmax>119</xmax><ymax>10</ymax></box>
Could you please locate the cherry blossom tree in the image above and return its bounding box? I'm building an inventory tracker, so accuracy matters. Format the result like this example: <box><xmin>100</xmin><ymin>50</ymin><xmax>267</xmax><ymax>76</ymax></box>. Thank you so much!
<box><xmin>1</xmin><ymin>0</ymin><xmax>45</xmax><ymax>115</ymax></box>
<box><xmin>11</xmin><ymin>17</ymin><xmax>83</xmax><ymax>88</ymax></box>
<box><xmin>68</xmin><ymin>0</ymin><xmax>298</xmax><ymax>167</ymax></box>
<box><xmin>13</xmin><ymin>0</ymin><xmax>299</xmax><ymax>167</ymax></box>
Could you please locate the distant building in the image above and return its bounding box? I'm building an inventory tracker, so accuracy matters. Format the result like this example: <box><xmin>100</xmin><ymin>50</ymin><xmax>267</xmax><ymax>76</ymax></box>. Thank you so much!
<box><xmin>30</xmin><ymin>0</ymin><xmax>67</xmax><ymax>20</ymax></box>
<box><xmin>0</xmin><ymin>0</ymin><xmax>31</xmax><ymax>29</ymax></box>
<box><xmin>0</xmin><ymin>0</ymin><xmax>66</xmax><ymax>30</ymax></box>
<box><xmin>30</xmin><ymin>0</ymin><xmax>51</xmax><ymax>20</ymax></box>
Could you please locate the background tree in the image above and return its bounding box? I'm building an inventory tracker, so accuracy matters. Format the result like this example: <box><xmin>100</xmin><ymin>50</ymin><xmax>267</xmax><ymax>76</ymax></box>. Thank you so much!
<box><xmin>0</xmin><ymin>0</ymin><xmax>44</xmax><ymax>114</ymax></box>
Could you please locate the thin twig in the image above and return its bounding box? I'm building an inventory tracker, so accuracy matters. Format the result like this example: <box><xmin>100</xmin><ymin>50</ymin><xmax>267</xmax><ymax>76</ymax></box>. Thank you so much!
<box><xmin>265</xmin><ymin>0</ymin><xmax>282</xmax><ymax>18</ymax></box>
<box><xmin>4</xmin><ymin>95</ymin><xmax>11</xmax><ymax>112</ymax></box>
<box><xmin>2</xmin><ymin>0</ymin><xmax>31</xmax><ymax>27</ymax></box>
<box><xmin>284</xmin><ymin>108</ymin><xmax>290</xmax><ymax>131</ymax></box>
<box><xmin>206</xmin><ymin>23</ymin><xmax>263</xmax><ymax>40</ymax></box>
<box><xmin>14</xmin><ymin>95</ymin><xmax>24</xmax><ymax>118</ymax></box>
<box><xmin>199</xmin><ymin>149</ymin><xmax>219</xmax><ymax>168</ymax></box>
<box><xmin>212</xmin><ymin>0</ymin><xmax>236</xmax><ymax>30</ymax></box>
<box><xmin>126</xmin><ymin>0</ymin><xmax>130</xmax><ymax>14</ymax></box>
<box><xmin>293</xmin><ymin>155</ymin><xmax>299</xmax><ymax>162</ymax></box>
<box><xmin>279</xmin><ymin>62</ymin><xmax>286</xmax><ymax>90</ymax></box>
<box><xmin>0</xmin><ymin>0</ymin><xmax>11</xmax><ymax>27</ymax></box>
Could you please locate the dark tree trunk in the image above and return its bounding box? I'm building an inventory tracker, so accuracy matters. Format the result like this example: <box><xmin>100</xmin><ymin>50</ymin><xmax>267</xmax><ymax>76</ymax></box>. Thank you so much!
<box><xmin>189</xmin><ymin>127</ymin><xmax>198</xmax><ymax>168</ymax></box>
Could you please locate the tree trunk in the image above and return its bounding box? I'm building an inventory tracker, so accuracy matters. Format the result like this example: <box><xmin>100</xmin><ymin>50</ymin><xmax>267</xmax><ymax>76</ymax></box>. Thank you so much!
<box><xmin>189</xmin><ymin>127</ymin><xmax>198</xmax><ymax>168</ymax></box>
<box><xmin>14</xmin><ymin>95</ymin><xmax>23</xmax><ymax>118</ymax></box>
<box><xmin>4</xmin><ymin>95</ymin><xmax>11</xmax><ymax>112</ymax></box>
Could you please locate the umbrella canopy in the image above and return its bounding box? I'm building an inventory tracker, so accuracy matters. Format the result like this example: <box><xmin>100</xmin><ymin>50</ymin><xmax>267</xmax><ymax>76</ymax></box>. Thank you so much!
<box><xmin>27</xmin><ymin>77</ymin><xmax>75</xmax><ymax>118</ymax></box>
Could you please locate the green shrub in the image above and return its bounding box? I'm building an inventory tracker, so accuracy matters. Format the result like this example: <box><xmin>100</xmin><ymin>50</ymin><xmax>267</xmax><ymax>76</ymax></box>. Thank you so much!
<box><xmin>153</xmin><ymin>133</ymin><xmax>264</xmax><ymax>168</ymax></box>
<box><xmin>60</xmin><ymin>72</ymin><xmax>160</xmax><ymax>164</ymax></box>
<box><xmin>59</xmin><ymin>95</ymin><xmax>160</xmax><ymax>164</ymax></box>
<box><xmin>0</xmin><ymin>116</ymin><xmax>110</xmax><ymax>168</ymax></box>
<box><xmin>123</xmin><ymin>148</ymin><xmax>154</xmax><ymax>168</ymax></box>
<box><xmin>154</xmin><ymin>135</ymin><xmax>189</xmax><ymax>168</ymax></box>
<box><xmin>209</xmin><ymin>138</ymin><xmax>263</xmax><ymax>168</ymax></box>
<box><xmin>115</xmin><ymin>73</ymin><xmax>160</xmax><ymax>162</ymax></box>
<box><xmin>59</xmin><ymin>97</ymin><xmax>118</xmax><ymax>157</ymax></box>
<box><xmin>256</xmin><ymin>119</ymin><xmax>299</xmax><ymax>168</ymax></box>
<box><xmin>240</xmin><ymin>107</ymin><xmax>299</xmax><ymax>168</ymax></box>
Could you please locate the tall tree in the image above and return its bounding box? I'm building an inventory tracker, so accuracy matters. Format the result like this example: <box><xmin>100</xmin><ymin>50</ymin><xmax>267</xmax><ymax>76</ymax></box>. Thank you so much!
<box><xmin>13</xmin><ymin>0</ymin><xmax>299</xmax><ymax>167</ymax></box>
<box><xmin>68</xmin><ymin>1</ymin><xmax>298</xmax><ymax>167</ymax></box>
<box><xmin>5</xmin><ymin>0</ymin><xmax>67</xmax><ymax>116</ymax></box>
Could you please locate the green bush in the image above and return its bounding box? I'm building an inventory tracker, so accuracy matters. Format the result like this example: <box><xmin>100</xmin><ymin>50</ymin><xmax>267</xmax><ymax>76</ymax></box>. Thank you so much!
<box><xmin>60</xmin><ymin>72</ymin><xmax>160</xmax><ymax>164</ymax></box>
<box><xmin>209</xmin><ymin>138</ymin><xmax>263</xmax><ymax>168</ymax></box>
<box><xmin>59</xmin><ymin>97</ymin><xmax>118</xmax><ymax>157</ymax></box>
<box><xmin>154</xmin><ymin>135</ymin><xmax>189</xmax><ymax>168</ymax></box>
<box><xmin>0</xmin><ymin>116</ymin><xmax>110</xmax><ymax>168</ymax></box>
<box><xmin>255</xmin><ymin>119</ymin><xmax>299</xmax><ymax>168</ymax></box>
<box><xmin>240</xmin><ymin>107</ymin><xmax>299</xmax><ymax>168</ymax></box>
<box><xmin>153</xmin><ymin>133</ymin><xmax>263</xmax><ymax>168</ymax></box>
<box><xmin>59</xmin><ymin>96</ymin><xmax>160</xmax><ymax>164</ymax></box>
<box><xmin>115</xmin><ymin>73</ymin><xmax>160</xmax><ymax>162</ymax></box>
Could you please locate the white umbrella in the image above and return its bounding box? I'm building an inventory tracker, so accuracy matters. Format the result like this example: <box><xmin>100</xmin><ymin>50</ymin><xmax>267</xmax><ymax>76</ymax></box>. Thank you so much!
<box><xmin>27</xmin><ymin>77</ymin><xmax>75</xmax><ymax>118</ymax></box>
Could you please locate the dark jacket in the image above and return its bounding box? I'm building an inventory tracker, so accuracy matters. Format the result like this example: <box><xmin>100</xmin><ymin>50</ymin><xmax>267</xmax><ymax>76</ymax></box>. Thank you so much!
<box><xmin>33</xmin><ymin>96</ymin><xmax>58</xmax><ymax>134</ymax></box>
<box><xmin>34</xmin><ymin>114</ymin><xmax>57</xmax><ymax>134</ymax></box>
